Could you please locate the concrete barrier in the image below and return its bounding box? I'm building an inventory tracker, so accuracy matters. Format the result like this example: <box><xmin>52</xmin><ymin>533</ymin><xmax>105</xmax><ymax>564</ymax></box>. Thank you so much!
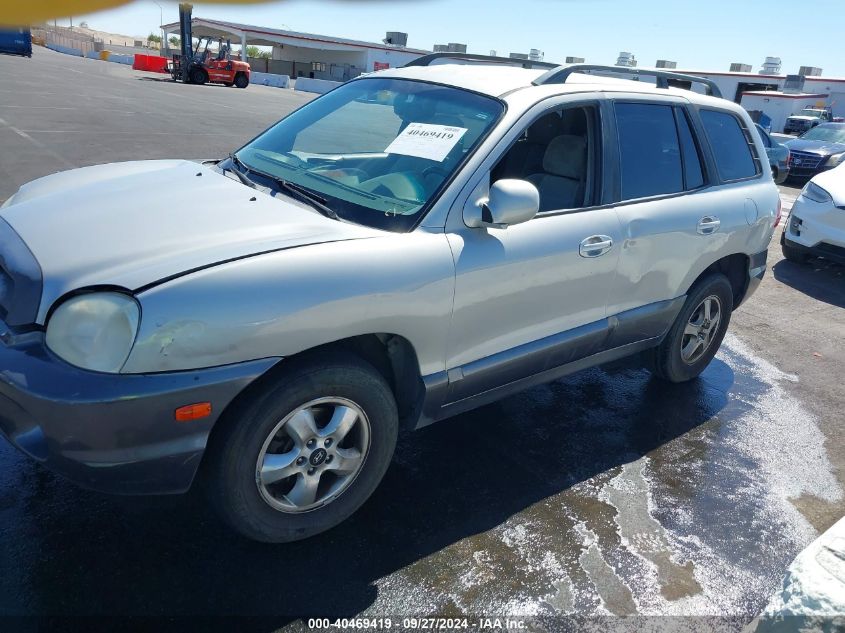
<box><xmin>47</xmin><ymin>43</ymin><xmax>83</xmax><ymax>57</ymax></box>
<box><xmin>251</xmin><ymin>72</ymin><xmax>291</xmax><ymax>89</ymax></box>
<box><xmin>108</xmin><ymin>54</ymin><xmax>134</xmax><ymax>65</ymax></box>
<box><xmin>294</xmin><ymin>77</ymin><xmax>342</xmax><ymax>95</ymax></box>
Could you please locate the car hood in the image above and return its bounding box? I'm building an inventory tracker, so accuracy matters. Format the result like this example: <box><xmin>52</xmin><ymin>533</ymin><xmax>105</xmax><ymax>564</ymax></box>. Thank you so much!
<box><xmin>1</xmin><ymin>160</ymin><xmax>382</xmax><ymax>323</ymax></box>
<box><xmin>783</xmin><ymin>138</ymin><xmax>845</xmax><ymax>156</ymax></box>
<box><xmin>786</xmin><ymin>115</ymin><xmax>819</xmax><ymax>121</ymax></box>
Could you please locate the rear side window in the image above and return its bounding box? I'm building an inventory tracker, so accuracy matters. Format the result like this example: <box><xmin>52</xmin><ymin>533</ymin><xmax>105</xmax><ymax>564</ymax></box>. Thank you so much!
<box><xmin>675</xmin><ymin>109</ymin><xmax>705</xmax><ymax>190</ymax></box>
<box><xmin>700</xmin><ymin>110</ymin><xmax>759</xmax><ymax>181</ymax></box>
<box><xmin>615</xmin><ymin>103</ymin><xmax>683</xmax><ymax>200</ymax></box>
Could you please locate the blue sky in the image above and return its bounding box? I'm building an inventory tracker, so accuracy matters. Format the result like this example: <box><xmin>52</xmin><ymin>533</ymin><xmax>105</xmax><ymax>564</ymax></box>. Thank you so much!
<box><xmin>59</xmin><ymin>0</ymin><xmax>844</xmax><ymax>76</ymax></box>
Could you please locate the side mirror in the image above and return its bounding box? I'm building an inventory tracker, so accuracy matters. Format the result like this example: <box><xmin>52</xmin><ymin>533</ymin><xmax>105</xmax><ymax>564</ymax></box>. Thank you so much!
<box><xmin>465</xmin><ymin>179</ymin><xmax>540</xmax><ymax>229</ymax></box>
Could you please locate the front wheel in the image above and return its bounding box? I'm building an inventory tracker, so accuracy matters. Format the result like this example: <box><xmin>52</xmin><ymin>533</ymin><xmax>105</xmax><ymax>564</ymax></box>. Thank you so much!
<box><xmin>648</xmin><ymin>273</ymin><xmax>733</xmax><ymax>383</ymax></box>
<box><xmin>189</xmin><ymin>67</ymin><xmax>207</xmax><ymax>85</ymax></box>
<box><xmin>234</xmin><ymin>73</ymin><xmax>249</xmax><ymax>89</ymax></box>
<box><xmin>205</xmin><ymin>353</ymin><xmax>398</xmax><ymax>542</ymax></box>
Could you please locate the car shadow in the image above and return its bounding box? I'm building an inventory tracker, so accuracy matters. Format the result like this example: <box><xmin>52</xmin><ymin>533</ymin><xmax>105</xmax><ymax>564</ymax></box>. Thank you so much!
<box><xmin>1</xmin><ymin>359</ymin><xmax>735</xmax><ymax>625</ymax></box>
<box><xmin>136</xmin><ymin>76</ymin><xmax>229</xmax><ymax>88</ymax></box>
<box><xmin>773</xmin><ymin>258</ymin><xmax>845</xmax><ymax>309</ymax></box>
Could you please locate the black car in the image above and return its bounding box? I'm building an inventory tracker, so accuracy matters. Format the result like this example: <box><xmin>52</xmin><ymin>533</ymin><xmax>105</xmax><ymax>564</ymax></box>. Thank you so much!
<box><xmin>784</xmin><ymin>123</ymin><xmax>845</xmax><ymax>179</ymax></box>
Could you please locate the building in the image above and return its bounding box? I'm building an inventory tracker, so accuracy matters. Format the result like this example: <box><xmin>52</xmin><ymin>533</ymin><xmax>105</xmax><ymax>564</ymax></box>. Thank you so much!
<box><xmin>675</xmin><ymin>66</ymin><xmax>843</xmax><ymax>132</ymax></box>
<box><xmin>602</xmin><ymin>59</ymin><xmax>844</xmax><ymax>133</ymax></box>
<box><xmin>159</xmin><ymin>17</ymin><xmax>429</xmax><ymax>81</ymax></box>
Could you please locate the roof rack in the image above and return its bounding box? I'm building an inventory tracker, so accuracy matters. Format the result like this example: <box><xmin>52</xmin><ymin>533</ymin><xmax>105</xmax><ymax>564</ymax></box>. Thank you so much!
<box><xmin>532</xmin><ymin>64</ymin><xmax>723</xmax><ymax>99</ymax></box>
<box><xmin>404</xmin><ymin>53</ymin><xmax>559</xmax><ymax>71</ymax></box>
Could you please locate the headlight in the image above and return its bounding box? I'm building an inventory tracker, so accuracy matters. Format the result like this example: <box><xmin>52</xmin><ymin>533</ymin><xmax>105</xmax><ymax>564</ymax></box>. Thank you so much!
<box><xmin>1</xmin><ymin>193</ymin><xmax>15</xmax><ymax>209</ymax></box>
<box><xmin>45</xmin><ymin>292</ymin><xmax>140</xmax><ymax>373</ymax></box>
<box><xmin>801</xmin><ymin>181</ymin><xmax>833</xmax><ymax>204</ymax></box>
<box><xmin>827</xmin><ymin>152</ymin><xmax>845</xmax><ymax>167</ymax></box>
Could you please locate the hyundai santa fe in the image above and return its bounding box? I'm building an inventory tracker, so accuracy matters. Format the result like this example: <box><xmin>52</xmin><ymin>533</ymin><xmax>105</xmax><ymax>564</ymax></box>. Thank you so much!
<box><xmin>0</xmin><ymin>57</ymin><xmax>780</xmax><ymax>542</ymax></box>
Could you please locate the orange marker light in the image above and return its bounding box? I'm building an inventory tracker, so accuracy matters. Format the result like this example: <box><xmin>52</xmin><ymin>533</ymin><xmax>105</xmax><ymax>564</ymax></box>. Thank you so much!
<box><xmin>175</xmin><ymin>402</ymin><xmax>212</xmax><ymax>422</ymax></box>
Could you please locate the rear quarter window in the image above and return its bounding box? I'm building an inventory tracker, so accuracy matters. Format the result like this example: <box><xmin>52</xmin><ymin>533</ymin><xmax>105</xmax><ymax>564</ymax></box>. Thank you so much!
<box><xmin>700</xmin><ymin>110</ymin><xmax>759</xmax><ymax>181</ymax></box>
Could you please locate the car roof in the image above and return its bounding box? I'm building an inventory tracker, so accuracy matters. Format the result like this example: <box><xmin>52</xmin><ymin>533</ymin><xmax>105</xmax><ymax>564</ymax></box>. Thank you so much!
<box><xmin>367</xmin><ymin>64</ymin><xmax>729</xmax><ymax>106</ymax></box>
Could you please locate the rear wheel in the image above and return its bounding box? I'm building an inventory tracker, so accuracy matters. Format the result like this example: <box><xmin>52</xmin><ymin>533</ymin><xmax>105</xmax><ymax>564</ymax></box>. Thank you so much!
<box><xmin>189</xmin><ymin>67</ymin><xmax>207</xmax><ymax>85</ymax></box>
<box><xmin>205</xmin><ymin>353</ymin><xmax>398</xmax><ymax>542</ymax></box>
<box><xmin>234</xmin><ymin>73</ymin><xmax>249</xmax><ymax>89</ymax></box>
<box><xmin>649</xmin><ymin>273</ymin><xmax>733</xmax><ymax>383</ymax></box>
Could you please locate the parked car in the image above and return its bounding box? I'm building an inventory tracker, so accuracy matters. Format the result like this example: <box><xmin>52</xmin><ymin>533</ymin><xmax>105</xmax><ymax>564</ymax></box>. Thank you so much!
<box><xmin>782</xmin><ymin>164</ymin><xmax>845</xmax><ymax>266</ymax></box>
<box><xmin>783</xmin><ymin>107</ymin><xmax>834</xmax><ymax>136</ymax></box>
<box><xmin>756</xmin><ymin>123</ymin><xmax>790</xmax><ymax>184</ymax></box>
<box><xmin>0</xmin><ymin>27</ymin><xmax>32</xmax><ymax>58</ymax></box>
<box><xmin>784</xmin><ymin>123</ymin><xmax>845</xmax><ymax>179</ymax></box>
<box><xmin>0</xmin><ymin>59</ymin><xmax>779</xmax><ymax>542</ymax></box>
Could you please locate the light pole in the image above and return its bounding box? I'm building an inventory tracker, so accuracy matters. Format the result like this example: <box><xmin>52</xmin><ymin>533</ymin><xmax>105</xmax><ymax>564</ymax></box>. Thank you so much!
<box><xmin>153</xmin><ymin>1</ymin><xmax>165</xmax><ymax>56</ymax></box>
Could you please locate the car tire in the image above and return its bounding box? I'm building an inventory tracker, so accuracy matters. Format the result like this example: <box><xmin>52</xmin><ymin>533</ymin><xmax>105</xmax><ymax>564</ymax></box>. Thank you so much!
<box><xmin>189</xmin><ymin>67</ymin><xmax>207</xmax><ymax>85</ymax></box>
<box><xmin>781</xmin><ymin>239</ymin><xmax>808</xmax><ymax>264</ymax></box>
<box><xmin>205</xmin><ymin>352</ymin><xmax>398</xmax><ymax>543</ymax></box>
<box><xmin>649</xmin><ymin>273</ymin><xmax>733</xmax><ymax>383</ymax></box>
<box><xmin>234</xmin><ymin>73</ymin><xmax>249</xmax><ymax>89</ymax></box>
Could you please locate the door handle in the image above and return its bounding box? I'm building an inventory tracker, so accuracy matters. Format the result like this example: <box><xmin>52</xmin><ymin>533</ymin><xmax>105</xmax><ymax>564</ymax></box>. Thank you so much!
<box><xmin>579</xmin><ymin>235</ymin><xmax>613</xmax><ymax>258</ymax></box>
<box><xmin>697</xmin><ymin>216</ymin><xmax>721</xmax><ymax>235</ymax></box>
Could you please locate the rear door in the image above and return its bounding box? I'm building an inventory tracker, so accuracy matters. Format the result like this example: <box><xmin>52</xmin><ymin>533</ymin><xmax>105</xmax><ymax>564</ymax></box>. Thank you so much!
<box><xmin>606</xmin><ymin>97</ymin><xmax>756</xmax><ymax>317</ymax></box>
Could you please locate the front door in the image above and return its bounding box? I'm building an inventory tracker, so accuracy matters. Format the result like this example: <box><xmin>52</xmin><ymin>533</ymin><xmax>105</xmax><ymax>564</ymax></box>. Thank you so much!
<box><xmin>444</xmin><ymin>102</ymin><xmax>621</xmax><ymax>403</ymax></box>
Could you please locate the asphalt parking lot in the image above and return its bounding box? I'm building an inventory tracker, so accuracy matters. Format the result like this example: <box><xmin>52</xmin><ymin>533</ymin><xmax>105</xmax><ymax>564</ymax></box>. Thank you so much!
<box><xmin>1</xmin><ymin>48</ymin><xmax>844</xmax><ymax>624</ymax></box>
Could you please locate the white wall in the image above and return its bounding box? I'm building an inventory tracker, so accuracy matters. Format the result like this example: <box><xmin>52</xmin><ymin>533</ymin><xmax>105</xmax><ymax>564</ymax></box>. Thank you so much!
<box><xmin>803</xmin><ymin>78</ymin><xmax>845</xmax><ymax>118</ymax></box>
<box><xmin>740</xmin><ymin>94</ymin><xmax>828</xmax><ymax>133</ymax></box>
<box><xmin>365</xmin><ymin>48</ymin><xmax>424</xmax><ymax>72</ymax></box>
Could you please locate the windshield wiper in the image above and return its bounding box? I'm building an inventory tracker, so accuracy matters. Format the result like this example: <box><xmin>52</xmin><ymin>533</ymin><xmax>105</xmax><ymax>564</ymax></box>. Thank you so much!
<box><xmin>223</xmin><ymin>152</ymin><xmax>258</xmax><ymax>189</ymax></box>
<box><xmin>273</xmin><ymin>178</ymin><xmax>340</xmax><ymax>221</ymax></box>
<box><xmin>227</xmin><ymin>152</ymin><xmax>340</xmax><ymax>221</ymax></box>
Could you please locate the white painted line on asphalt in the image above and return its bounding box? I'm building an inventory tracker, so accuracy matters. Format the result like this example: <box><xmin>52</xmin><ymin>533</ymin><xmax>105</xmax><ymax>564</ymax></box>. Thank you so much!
<box><xmin>0</xmin><ymin>105</ymin><xmax>77</xmax><ymax>110</ymax></box>
<box><xmin>0</xmin><ymin>116</ymin><xmax>77</xmax><ymax>170</ymax></box>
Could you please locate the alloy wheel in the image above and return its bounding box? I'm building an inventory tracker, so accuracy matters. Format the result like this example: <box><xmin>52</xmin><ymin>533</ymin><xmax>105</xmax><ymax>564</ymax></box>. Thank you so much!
<box><xmin>680</xmin><ymin>295</ymin><xmax>722</xmax><ymax>364</ymax></box>
<box><xmin>255</xmin><ymin>397</ymin><xmax>370</xmax><ymax>513</ymax></box>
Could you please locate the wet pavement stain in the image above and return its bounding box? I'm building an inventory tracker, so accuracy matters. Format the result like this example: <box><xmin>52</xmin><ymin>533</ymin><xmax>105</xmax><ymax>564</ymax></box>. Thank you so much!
<box><xmin>600</xmin><ymin>461</ymin><xmax>702</xmax><ymax>602</ymax></box>
<box><xmin>0</xmin><ymin>334</ymin><xmax>841</xmax><ymax>620</ymax></box>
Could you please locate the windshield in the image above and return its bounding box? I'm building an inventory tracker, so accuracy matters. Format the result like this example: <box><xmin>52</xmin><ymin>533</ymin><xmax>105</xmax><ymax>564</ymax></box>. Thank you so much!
<box><xmin>799</xmin><ymin>125</ymin><xmax>845</xmax><ymax>143</ymax></box>
<box><xmin>235</xmin><ymin>77</ymin><xmax>504</xmax><ymax>231</ymax></box>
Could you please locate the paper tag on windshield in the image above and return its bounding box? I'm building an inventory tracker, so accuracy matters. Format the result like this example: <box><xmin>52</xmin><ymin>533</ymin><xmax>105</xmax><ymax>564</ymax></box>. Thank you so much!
<box><xmin>385</xmin><ymin>123</ymin><xmax>468</xmax><ymax>162</ymax></box>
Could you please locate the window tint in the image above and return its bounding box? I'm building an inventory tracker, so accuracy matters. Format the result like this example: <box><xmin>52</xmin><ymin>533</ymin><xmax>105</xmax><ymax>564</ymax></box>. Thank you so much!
<box><xmin>700</xmin><ymin>110</ymin><xmax>758</xmax><ymax>180</ymax></box>
<box><xmin>676</xmin><ymin>109</ymin><xmax>705</xmax><ymax>190</ymax></box>
<box><xmin>615</xmin><ymin>103</ymin><xmax>683</xmax><ymax>200</ymax></box>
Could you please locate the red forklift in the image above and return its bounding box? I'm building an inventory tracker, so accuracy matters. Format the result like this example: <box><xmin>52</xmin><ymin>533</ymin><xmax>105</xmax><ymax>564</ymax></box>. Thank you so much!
<box><xmin>168</xmin><ymin>3</ymin><xmax>251</xmax><ymax>88</ymax></box>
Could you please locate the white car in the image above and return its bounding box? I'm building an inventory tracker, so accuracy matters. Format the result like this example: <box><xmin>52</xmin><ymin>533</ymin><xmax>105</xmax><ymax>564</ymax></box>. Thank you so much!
<box><xmin>782</xmin><ymin>164</ymin><xmax>845</xmax><ymax>265</ymax></box>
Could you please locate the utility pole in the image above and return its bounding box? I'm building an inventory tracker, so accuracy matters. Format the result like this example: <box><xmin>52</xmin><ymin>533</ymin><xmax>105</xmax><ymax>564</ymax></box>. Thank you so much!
<box><xmin>153</xmin><ymin>1</ymin><xmax>165</xmax><ymax>55</ymax></box>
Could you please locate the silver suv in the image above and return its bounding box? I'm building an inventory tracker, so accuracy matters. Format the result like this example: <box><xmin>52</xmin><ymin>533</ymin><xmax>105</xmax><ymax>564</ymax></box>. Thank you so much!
<box><xmin>0</xmin><ymin>58</ymin><xmax>780</xmax><ymax>542</ymax></box>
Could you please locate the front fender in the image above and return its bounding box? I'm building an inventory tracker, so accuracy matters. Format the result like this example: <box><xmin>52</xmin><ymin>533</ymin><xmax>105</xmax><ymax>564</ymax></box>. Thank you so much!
<box><xmin>122</xmin><ymin>231</ymin><xmax>455</xmax><ymax>377</ymax></box>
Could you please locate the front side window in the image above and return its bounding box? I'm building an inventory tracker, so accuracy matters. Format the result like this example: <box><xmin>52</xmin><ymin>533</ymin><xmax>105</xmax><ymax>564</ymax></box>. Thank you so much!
<box><xmin>700</xmin><ymin>109</ymin><xmax>759</xmax><ymax>181</ymax></box>
<box><xmin>491</xmin><ymin>105</ymin><xmax>598</xmax><ymax>212</ymax></box>
<box><xmin>615</xmin><ymin>102</ymin><xmax>684</xmax><ymax>200</ymax></box>
<box><xmin>236</xmin><ymin>78</ymin><xmax>504</xmax><ymax>231</ymax></box>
